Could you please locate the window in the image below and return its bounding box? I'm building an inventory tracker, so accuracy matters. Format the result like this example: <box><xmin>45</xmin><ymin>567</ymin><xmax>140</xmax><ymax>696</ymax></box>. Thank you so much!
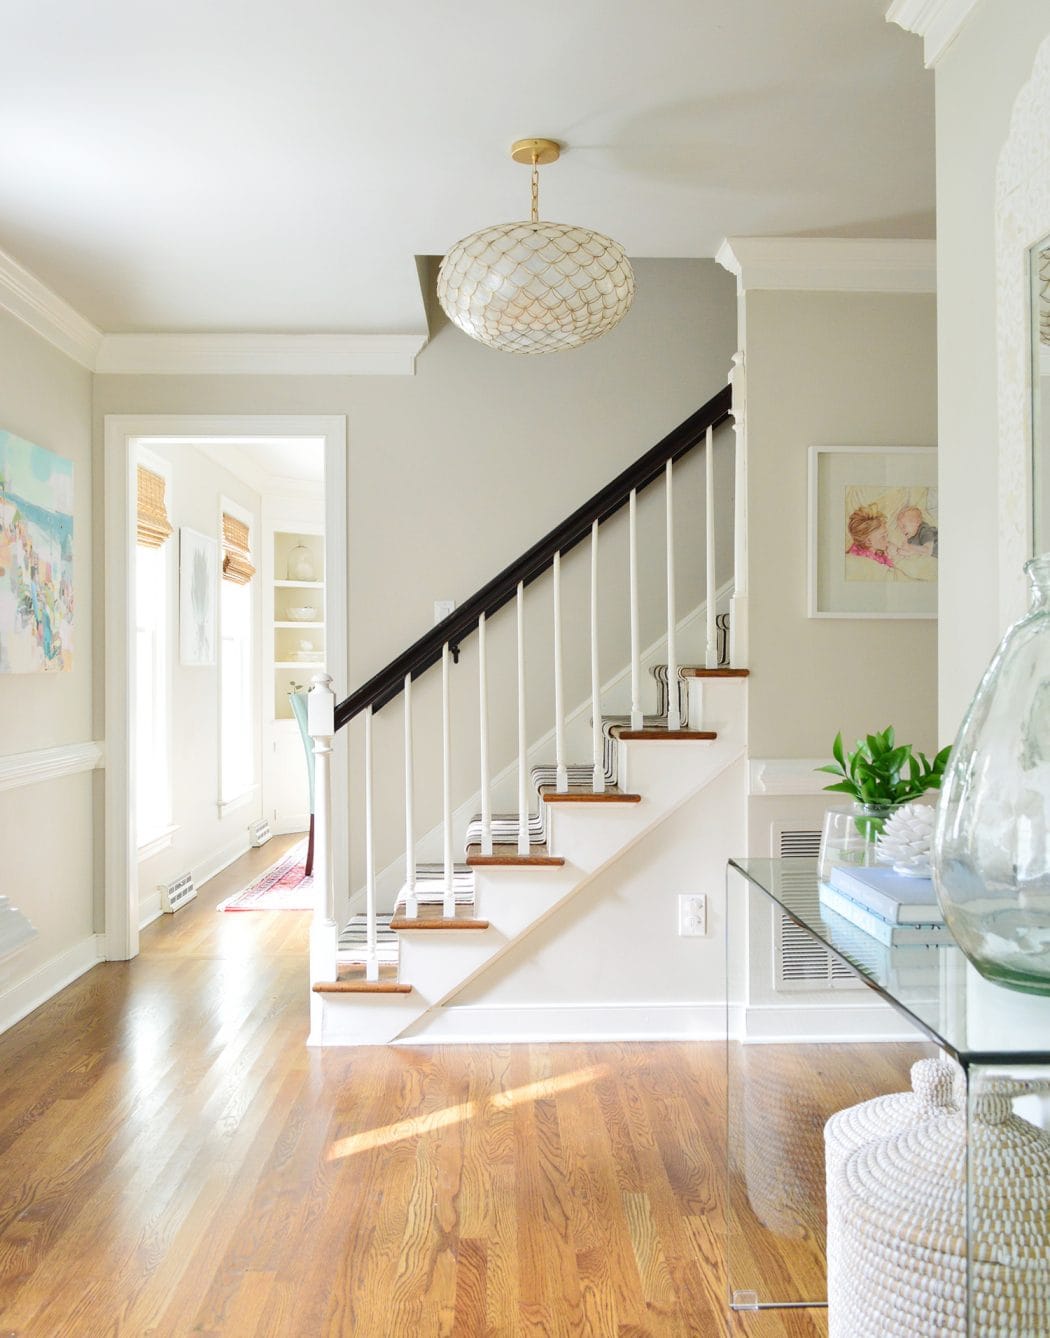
<box><xmin>219</xmin><ymin>504</ymin><xmax>255</xmax><ymax>807</ymax></box>
<box><xmin>135</xmin><ymin>459</ymin><xmax>173</xmax><ymax>846</ymax></box>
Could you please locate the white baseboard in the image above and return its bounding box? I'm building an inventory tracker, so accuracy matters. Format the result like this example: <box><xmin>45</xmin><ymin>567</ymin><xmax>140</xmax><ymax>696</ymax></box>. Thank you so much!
<box><xmin>395</xmin><ymin>1002</ymin><xmax>726</xmax><ymax>1044</ymax></box>
<box><xmin>138</xmin><ymin>890</ymin><xmax>163</xmax><ymax>930</ymax></box>
<box><xmin>0</xmin><ymin>934</ymin><xmax>105</xmax><ymax>1037</ymax></box>
<box><xmin>737</xmin><ymin>1000</ymin><xmax>921</xmax><ymax>1044</ymax></box>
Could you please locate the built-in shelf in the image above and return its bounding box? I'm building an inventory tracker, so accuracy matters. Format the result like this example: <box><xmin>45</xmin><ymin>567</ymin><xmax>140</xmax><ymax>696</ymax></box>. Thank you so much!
<box><xmin>272</xmin><ymin>529</ymin><xmax>326</xmax><ymax>721</ymax></box>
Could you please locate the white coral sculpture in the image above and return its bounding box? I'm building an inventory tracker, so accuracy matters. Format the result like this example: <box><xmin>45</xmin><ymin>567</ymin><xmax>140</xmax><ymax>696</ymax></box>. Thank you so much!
<box><xmin>875</xmin><ymin>802</ymin><xmax>936</xmax><ymax>876</ymax></box>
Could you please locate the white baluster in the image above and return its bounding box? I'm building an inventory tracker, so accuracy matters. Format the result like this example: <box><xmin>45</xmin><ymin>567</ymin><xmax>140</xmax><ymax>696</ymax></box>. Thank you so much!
<box><xmin>442</xmin><ymin>642</ymin><xmax>455</xmax><ymax>918</ymax></box>
<box><xmin>629</xmin><ymin>488</ymin><xmax>642</xmax><ymax>730</ymax></box>
<box><xmin>363</xmin><ymin>704</ymin><xmax>379</xmax><ymax>982</ymax></box>
<box><xmin>308</xmin><ymin>674</ymin><xmax>338</xmax><ymax>989</ymax></box>
<box><xmin>516</xmin><ymin>581</ymin><xmax>530</xmax><ymax>857</ymax></box>
<box><xmin>590</xmin><ymin>520</ymin><xmax>605</xmax><ymax>793</ymax></box>
<box><xmin>403</xmin><ymin>672</ymin><xmax>417</xmax><ymax>919</ymax></box>
<box><xmin>729</xmin><ymin>353</ymin><xmax>749</xmax><ymax>669</ymax></box>
<box><xmin>478</xmin><ymin>613</ymin><xmax>493</xmax><ymax>856</ymax></box>
<box><xmin>706</xmin><ymin>424</ymin><xmax>718</xmax><ymax>668</ymax></box>
<box><xmin>665</xmin><ymin>458</ymin><xmax>681</xmax><ymax>730</ymax></box>
<box><xmin>553</xmin><ymin>551</ymin><xmax>567</xmax><ymax>791</ymax></box>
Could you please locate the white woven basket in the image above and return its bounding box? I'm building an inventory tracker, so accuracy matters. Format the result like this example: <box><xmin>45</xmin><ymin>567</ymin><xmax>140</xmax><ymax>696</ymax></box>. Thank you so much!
<box><xmin>831</xmin><ymin>1080</ymin><xmax>1050</xmax><ymax>1336</ymax></box>
<box><xmin>825</xmin><ymin>1058</ymin><xmax>960</xmax><ymax>1337</ymax></box>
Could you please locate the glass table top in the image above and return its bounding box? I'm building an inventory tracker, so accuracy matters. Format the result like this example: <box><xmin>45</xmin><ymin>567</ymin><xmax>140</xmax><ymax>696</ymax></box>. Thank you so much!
<box><xmin>730</xmin><ymin>858</ymin><xmax>1050</xmax><ymax>1067</ymax></box>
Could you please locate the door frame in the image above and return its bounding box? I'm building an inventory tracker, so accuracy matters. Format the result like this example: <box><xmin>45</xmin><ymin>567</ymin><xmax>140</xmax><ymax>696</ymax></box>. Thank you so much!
<box><xmin>103</xmin><ymin>413</ymin><xmax>348</xmax><ymax>960</ymax></box>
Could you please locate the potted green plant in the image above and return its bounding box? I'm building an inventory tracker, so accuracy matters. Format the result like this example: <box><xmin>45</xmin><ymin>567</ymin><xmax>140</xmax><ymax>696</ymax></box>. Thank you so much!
<box><xmin>816</xmin><ymin>728</ymin><xmax>950</xmax><ymax>876</ymax></box>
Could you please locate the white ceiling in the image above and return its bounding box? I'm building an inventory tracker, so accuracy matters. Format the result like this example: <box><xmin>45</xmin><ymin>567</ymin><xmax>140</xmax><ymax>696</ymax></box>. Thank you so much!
<box><xmin>0</xmin><ymin>0</ymin><xmax>932</xmax><ymax>337</ymax></box>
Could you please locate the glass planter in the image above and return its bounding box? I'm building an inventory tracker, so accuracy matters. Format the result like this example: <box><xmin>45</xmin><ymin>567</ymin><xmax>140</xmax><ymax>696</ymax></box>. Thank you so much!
<box><xmin>933</xmin><ymin>555</ymin><xmax>1050</xmax><ymax>996</ymax></box>
<box><xmin>818</xmin><ymin>802</ymin><xmax>900</xmax><ymax>883</ymax></box>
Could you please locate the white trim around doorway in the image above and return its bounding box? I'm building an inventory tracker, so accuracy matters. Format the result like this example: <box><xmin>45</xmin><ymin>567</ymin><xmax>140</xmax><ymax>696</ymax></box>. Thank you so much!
<box><xmin>103</xmin><ymin>414</ymin><xmax>349</xmax><ymax>961</ymax></box>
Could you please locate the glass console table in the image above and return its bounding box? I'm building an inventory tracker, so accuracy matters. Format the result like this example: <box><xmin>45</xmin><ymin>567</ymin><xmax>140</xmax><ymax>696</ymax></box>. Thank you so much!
<box><xmin>727</xmin><ymin>858</ymin><xmax>1050</xmax><ymax>1338</ymax></box>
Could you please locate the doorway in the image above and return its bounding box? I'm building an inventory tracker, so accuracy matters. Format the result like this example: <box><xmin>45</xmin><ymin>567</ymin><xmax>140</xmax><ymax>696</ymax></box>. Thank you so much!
<box><xmin>103</xmin><ymin>415</ymin><xmax>348</xmax><ymax>960</ymax></box>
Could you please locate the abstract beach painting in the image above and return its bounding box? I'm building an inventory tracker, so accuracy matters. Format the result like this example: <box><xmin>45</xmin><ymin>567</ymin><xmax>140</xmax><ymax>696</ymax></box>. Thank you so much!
<box><xmin>179</xmin><ymin>528</ymin><xmax>217</xmax><ymax>666</ymax></box>
<box><xmin>0</xmin><ymin>431</ymin><xmax>74</xmax><ymax>673</ymax></box>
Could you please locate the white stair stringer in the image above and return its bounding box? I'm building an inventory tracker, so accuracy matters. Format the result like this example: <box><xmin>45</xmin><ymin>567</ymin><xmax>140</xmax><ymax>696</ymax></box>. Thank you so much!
<box><xmin>310</xmin><ymin>680</ymin><xmax>746</xmax><ymax>1046</ymax></box>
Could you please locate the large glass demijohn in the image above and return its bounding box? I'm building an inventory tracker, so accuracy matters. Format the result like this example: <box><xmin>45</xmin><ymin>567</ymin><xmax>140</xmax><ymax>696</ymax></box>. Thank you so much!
<box><xmin>933</xmin><ymin>555</ymin><xmax>1050</xmax><ymax>994</ymax></box>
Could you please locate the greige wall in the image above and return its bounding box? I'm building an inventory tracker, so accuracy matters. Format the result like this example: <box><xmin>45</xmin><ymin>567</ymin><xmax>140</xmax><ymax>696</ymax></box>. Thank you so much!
<box><xmin>744</xmin><ymin>288</ymin><xmax>939</xmax><ymax>762</ymax></box>
<box><xmin>0</xmin><ymin>307</ymin><xmax>96</xmax><ymax>999</ymax></box>
<box><xmin>934</xmin><ymin>1</ymin><xmax>1050</xmax><ymax>740</ymax></box>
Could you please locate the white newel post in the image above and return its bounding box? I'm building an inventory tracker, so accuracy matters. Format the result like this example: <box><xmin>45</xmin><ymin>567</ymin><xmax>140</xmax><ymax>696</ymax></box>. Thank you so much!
<box><xmin>442</xmin><ymin>643</ymin><xmax>455</xmax><ymax>916</ymax></box>
<box><xmin>308</xmin><ymin>673</ymin><xmax>338</xmax><ymax>988</ymax></box>
<box><xmin>728</xmin><ymin>351</ymin><xmax>748</xmax><ymax>668</ymax></box>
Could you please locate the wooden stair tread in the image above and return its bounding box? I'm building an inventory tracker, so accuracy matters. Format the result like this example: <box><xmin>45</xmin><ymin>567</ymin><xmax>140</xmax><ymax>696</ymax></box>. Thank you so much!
<box><xmin>679</xmin><ymin>666</ymin><xmax>750</xmax><ymax>677</ymax></box>
<box><xmin>539</xmin><ymin>786</ymin><xmax>642</xmax><ymax>803</ymax></box>
<box><xmin>313</xmin><ymin>980</ymin><xmax>413</xmax><ymax>994</ymax></box>
<box><xmin>466</xmin><ymin>844</ymin><xmax>565</xmax><ymax>867</ymax></box>
<box><xmin>389</xmin><ymin>916</ymin><xmax>489</xmax><ymax>931</ymax></box>
<box><xmin>609</xmin><ymin>727</ymin><xmax>717</xmax><ymax>741</ymax></box>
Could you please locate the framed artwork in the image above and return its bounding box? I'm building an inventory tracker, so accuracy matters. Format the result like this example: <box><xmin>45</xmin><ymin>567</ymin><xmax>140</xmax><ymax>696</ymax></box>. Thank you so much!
<box><xmin>0</xmin><ymin>430</ymin><xmax>74</xmax><ymax>673</ymax></box>
<box><xmin>808</xmin><ymin>446</ymin><xmax>938</xmax><ymax>619</ymax></box>
<box><xmin>179</xmin><ymin>527</ymin><xmax>217</xmax><ymax>665</ymax></box>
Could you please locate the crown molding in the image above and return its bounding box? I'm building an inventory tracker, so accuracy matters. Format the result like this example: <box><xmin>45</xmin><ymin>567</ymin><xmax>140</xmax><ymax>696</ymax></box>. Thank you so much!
<box><xmin>886</xmin><ymin>0</ymin><xmax>980</xmax><ymax>68</ymax></box>
<box><xmin>0</xmin><ymin>247</ymin><xmax>102</xmax><ymax>370</ymax></box>
<box><xmin>94</xmin><ymin>332</ymin><xmax>428</xmax><ymax>376</ymax></box>
<box><xmin>716</xmin><ymin>237</ymin><xmax>936</xmax><ymax>295</ymax></box>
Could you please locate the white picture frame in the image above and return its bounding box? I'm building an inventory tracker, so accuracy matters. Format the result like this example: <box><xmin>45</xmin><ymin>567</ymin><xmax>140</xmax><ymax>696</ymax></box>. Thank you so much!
<box><xmin>808</xmin><ymin>446</ymin><xmax>938</xmax><ymax>619</ymax></box>
<box><xmin>179</xmin><ymin>527</ymin><xmax>217</xmax><ymax>664</ymax></box>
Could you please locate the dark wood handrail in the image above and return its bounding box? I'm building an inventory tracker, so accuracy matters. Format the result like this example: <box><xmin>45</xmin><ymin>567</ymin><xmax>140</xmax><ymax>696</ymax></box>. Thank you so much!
<box><xmin>334</xmin><ymin>382</ymin><xmax>732</xmax><ymax>727</ymax></box>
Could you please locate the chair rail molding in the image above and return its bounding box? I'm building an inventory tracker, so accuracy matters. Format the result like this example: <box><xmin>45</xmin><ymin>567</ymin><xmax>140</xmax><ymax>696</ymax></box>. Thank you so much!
<box><xmin>0</xmin><ymin>741</ymin><xmax>104</xmax><ymax>793</ymax></box>
<box><xmin>715</xmin><ymin>237</ymin><xmax>936</xmax><ymax>296</ymax></box>
<box><xmin>886</xmin><ymin>0</ymin><xmax>981</xmax><ymax>69</ymax></box>
<box><xmin>748</xmin><ymin>758</ymin><xmax>828</xmax><ymax>797</ymax></box>
<box><xmin>997</xmin><ymin>33</ymin><xmax>1050</xmax><ymax>629</ymax></box>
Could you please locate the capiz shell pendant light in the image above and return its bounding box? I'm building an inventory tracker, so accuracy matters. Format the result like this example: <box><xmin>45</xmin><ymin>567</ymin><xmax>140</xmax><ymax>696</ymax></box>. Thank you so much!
<box><xmin>436</xmin><ymin>138</ymin><xmax>635</xmax><ymax>355</ymax></box>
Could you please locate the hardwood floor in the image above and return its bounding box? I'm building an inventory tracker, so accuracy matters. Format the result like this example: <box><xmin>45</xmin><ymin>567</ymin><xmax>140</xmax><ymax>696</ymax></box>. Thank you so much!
<box><xmin>0</xmin><ymin>840</ymin><xmax>930</xmax><ymax>1336</ymax></box>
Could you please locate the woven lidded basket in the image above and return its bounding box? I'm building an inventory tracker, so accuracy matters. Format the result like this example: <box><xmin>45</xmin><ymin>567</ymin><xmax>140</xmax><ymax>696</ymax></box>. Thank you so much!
<box><xmin>832</xmin><ymin>1081</ymin><xmax>1050</xmax><ymax>1337</ymax></box>
<box><xmin>825</xmin><ymin>1058</ymin><xmax>961</xmax><ymax>1337</ymax></box>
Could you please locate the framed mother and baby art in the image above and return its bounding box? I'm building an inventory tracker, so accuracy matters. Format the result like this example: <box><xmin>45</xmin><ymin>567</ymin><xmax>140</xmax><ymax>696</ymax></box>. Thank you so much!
<box><xmin>808</xmin><ymin>446</ymin><xmax>937</xmax><ymax>619</ymax></box>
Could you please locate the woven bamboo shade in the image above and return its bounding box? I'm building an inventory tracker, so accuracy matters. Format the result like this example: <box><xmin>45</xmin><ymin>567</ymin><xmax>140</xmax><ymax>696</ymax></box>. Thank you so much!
<box><xmin>136</xmin><ymin>467</ymin><xmax>173</xmax><ymax>548</ymax></box>
<box><xmin>221</xmin><ymin>513</ymin><xmax>255</xmax><ymax>584</ymax></box>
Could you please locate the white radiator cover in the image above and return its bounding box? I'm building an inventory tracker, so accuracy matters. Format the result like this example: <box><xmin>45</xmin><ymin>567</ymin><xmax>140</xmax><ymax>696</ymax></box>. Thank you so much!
<box><xmin>770</xmin><ymin>822</ymin><xmax>860</xmax><ymax>993</ymax></box>
<box><xmin>159</xmin><ymin>872</ymin><xmax>197</xmax><ymax>914</ymax></box>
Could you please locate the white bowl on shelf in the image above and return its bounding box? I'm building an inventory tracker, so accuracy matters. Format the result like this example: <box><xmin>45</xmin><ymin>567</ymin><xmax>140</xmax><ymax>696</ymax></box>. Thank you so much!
<box><xmin>286</xmin><ymin>606</ymin><xmax>319</xmax><ymax>622</ymax></box>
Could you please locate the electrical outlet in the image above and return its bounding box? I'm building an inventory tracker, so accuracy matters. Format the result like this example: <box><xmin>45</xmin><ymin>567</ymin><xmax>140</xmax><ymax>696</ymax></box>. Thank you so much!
<box><xmin>434</xmin><ymin>599</ymin><xmax>456</xmax><ymax>624</ymax></box>
<box><xmin>678</xmin><ymin>894</ymin><xmax>707</xmax><ymax>937</ymax></box>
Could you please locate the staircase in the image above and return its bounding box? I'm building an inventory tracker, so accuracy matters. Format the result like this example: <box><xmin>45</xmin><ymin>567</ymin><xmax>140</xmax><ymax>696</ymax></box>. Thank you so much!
<box><xmin>305</xmin><ymin>385</ymin><xmax>746</xmax><ymax>1046</ymax></box>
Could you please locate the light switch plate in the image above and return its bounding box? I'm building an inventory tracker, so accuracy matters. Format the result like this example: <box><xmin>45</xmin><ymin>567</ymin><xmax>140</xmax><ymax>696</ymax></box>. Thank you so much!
<box><xmin>434</xmin><ymin>599</ymin><xmax>456</xmax><ymax>623</ymax></box>
<box><xmin>678</xmin><ymin>894</ymin><xmax>707</xmax><ymax>936</ymax></box>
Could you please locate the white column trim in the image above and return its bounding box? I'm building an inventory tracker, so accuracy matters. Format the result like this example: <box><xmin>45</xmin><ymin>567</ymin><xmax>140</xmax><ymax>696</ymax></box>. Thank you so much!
<box><xmin>886</xmin><ymin>0</ymin><xmax>981</xmax><ymax>69</ymax></box>
<box><xmin>716</xmin><ymin>237</ymin><xmax>936</xmax><ymax>295</ymax></box>
<box><xmin>0</xmin><ymin>741</ymin><xmax>104</xmax><ymax>793</ymax></box>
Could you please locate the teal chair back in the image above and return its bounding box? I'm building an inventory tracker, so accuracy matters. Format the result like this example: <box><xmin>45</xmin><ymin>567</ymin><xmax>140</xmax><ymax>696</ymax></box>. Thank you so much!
<box><xmin>288</xmin><ymin>690</ymin><xmax>316</xmax><ymax>813</ymax></box>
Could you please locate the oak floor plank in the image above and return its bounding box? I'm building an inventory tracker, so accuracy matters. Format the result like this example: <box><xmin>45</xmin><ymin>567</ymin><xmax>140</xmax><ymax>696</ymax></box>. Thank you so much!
<box><xmin>0</xmin><ymin>840</ymin><xmax>933</xmax><ymax>1337</ymax></box>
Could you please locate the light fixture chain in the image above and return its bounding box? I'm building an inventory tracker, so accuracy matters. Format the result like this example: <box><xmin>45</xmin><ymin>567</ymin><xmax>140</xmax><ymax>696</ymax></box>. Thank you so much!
<box><xmin>531</xmin><ymin>160</ymin><xmax>539</xmax><ymax>224</ymax></box>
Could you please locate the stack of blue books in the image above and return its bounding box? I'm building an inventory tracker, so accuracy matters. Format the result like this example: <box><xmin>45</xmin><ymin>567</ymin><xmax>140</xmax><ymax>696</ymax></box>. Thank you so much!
<box><xmin>818</xmin><ymin>864</ymin><xmax>953</xmax><ymax>947</ymax></box>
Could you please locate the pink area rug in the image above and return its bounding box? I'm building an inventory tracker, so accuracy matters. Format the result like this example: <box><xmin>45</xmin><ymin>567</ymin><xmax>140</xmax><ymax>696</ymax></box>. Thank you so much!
<box><xmin>217</xmin><ymin>840</ymin><xmax>313</xmax><ymax>911</ymax></box>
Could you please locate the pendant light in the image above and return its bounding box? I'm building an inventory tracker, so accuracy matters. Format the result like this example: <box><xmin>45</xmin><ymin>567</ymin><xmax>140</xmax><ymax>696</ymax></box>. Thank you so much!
<box><xmin>436</xmin><ymin>138</ymin><xmax>635</xmax><ymax>355</ymax></box>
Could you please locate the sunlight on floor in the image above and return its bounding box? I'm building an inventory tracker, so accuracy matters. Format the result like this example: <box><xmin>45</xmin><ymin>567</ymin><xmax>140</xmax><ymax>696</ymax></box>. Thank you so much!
<box><xmin>326</xmin><ymin>1062</ymin><xmax>610</xmax><ymax>1160</ymax></box>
